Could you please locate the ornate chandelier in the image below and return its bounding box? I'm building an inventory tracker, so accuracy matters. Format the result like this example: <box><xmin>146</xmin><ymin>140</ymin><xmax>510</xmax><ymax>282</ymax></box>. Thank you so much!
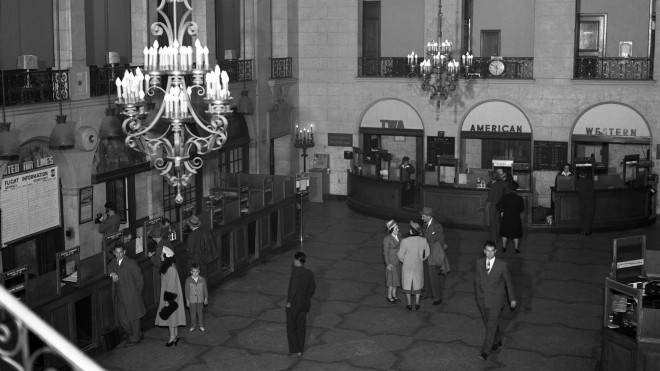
<box><xmin>407</xmin><ymin>0</ymin><xmax>473</xmax><ymax>107</ymax></box>
<box><xmin>115</xmin><ymin>0</ymin><xmax>232</xmax><ymax>203</ymax></box>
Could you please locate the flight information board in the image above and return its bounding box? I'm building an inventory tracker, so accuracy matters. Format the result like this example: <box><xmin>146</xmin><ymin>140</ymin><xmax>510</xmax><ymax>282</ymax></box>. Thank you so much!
<box><xmin>1</xmin><ymin>165</ymin><xmax>60</xmax><ymax>245</ymax></box>
<box><xmin>533</xmin><ymin>141</ymin><xmax>568</xmax><ymax>170</ymax></box>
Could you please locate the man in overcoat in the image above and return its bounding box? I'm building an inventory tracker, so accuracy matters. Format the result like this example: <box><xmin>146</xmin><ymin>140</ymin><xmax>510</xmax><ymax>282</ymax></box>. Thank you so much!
<box><xmin>108</xmin><ymin>244</ymin><xmax>146</xmax><ymax>346</ymax></box>
<box><xmin>286</xmin><ymin>251</ymin><xmax>316</xmax><ymax>357</ymax></box>
<box><xmin>474</xmin><ymin>240</ymin><xmax>517</xmax><ymax>360</ymax></box>
<box><xmin>419</xmin><ymin>206</ymin><xmax>450</xmax><ymax>305</ymax></box>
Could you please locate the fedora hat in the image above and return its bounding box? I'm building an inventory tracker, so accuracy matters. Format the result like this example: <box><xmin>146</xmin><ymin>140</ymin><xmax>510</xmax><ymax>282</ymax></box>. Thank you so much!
<box><xmin>187</xmin><ymin>215</ymin><xmax>201</xmax><ymax>229</ymax></box>
<box><xmin>420</xmin><ymin>206</ymin><xmax>433</xmax><ymax>217</ymax></box>
<box><xmin>386</xmin><ymin>219</ymin><xmax>397</xmax><ymax>230</ymax></box>
<box><xmin>161</xmin><ymin>246</ymin><xmax>175</xmax><ymax>259</ymax></box>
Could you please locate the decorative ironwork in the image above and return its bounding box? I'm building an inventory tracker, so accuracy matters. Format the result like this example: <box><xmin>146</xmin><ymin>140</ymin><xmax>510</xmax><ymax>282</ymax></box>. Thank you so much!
<box><xmin>467</xmin><ymin>57</ymin><xmax>534</xmax><ymax>79</ymax></box>
<box><xmin>89</xmin><ymin>65</ymin><xmax>142</xmax><ymax>97</ymax></box>
<box><xmin>115</xmin><ymin>0</ymin><xmax>233</xmax><ymax>204</ymax></box>
<box><xmin>406</xmin><ymin>0</ymin><xmax>471</xmax><ymax>106</ymax></box>
<box><xmin>0</xmin><ymin>69</ymin><xmax>69</xmax><ymax>106</ymax></box>
<box><xmin>357</xmin><ymin>57</ymin><xmax>410</xmax><ymax>77</ymax></box>
<box><xmin>574</xmin><ymin>57</ymin><xmax>653</xmax><ymax>80</ymax></box>
<box><xmin>217</xmin><ymin>59</ymin><xmax>253</xmax><ymax>82</ymax></box>
<box><xmin>0</xmin><ymin>286</ymin><xmax>103</xmax><ymax>371</ymax></box>
<box><xmin>270</xmin><ymin>57</ymin><xmax>292</xmax><ymax>79</ymax></box>
<box><xmin>294</xmin><ymin>123</ymin><xmax>314</xmax><ymax>172</ymax></box>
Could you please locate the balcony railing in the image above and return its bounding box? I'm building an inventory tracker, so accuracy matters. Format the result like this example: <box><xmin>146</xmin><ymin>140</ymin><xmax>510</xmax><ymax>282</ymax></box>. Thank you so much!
<box><xmin>0</xmin><ymin>286</ymin><xmax>103</xmax><ymax>371</ymax></box>
<box><xmin>358</xmin><ymin>57</ymin><xmax>410</xmax><ymax>77</ymax></box>
<box><xmin>574</xmin><ymin>57</ymin><xmax>653</xmax><ymax>80</ymax></box>
<box><xmin>217</xmin><ymin>59</ymin><xmax>253</xmax><ymax>82</ymax></box>
<box><xmin>89</xmin><ymin>65</ymin><xmax>141</xmax><ymax>97</ymax></box>
<box><xmin>357</xmin><ymin>57</ymin><xmax>534</xmax><ymax>79</ymax></box>
<box><xmin>466</xmin><ymin>57</ymin><xmax>534</xmax><ymax>79</ymax></box>
<box><xmin>0</xmin><ymin>69</ymin><xmax>69</xmax><ymax>106</ymax></box>
<box><xmin>270</xmin><ymin>57</ymin><xmax>292</xmax><ymax>79</ymax></box>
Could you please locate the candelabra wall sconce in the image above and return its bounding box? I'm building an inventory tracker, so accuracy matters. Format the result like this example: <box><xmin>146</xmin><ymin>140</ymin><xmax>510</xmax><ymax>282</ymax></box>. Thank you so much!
<box><xmin>294</xmin><ymin>123</ymin><xmax>314</xmax><ymax>172</ymax></box>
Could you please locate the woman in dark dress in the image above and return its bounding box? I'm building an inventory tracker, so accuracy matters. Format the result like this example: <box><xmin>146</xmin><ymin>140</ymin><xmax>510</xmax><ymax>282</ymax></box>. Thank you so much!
<box><xmin>497</xmin><ymin>181</ymin><xmax>525</xmax><ymax>253</ymax></box>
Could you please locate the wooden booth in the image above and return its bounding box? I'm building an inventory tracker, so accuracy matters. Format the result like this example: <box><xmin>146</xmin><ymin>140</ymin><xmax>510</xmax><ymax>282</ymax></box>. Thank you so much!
<box><xmin>552</xmin><ymin>103</ymin><xmax>656</xmax><ymax>231</ymax></box>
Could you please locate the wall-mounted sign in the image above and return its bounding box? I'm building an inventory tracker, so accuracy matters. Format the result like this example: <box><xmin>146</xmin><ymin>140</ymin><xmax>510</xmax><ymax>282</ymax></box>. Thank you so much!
<box><xmin>461</xmin><ymin>100</ymin><xmax>532</xmax><ymax>135</ymax></box>
<box><xmin>327</xmin><ymin>133</ymin><xmax>354</xmax><ymax>147</ymax></box>
<box><xmin>1</xmin><ymin>165</ymin><xmax>60</xmax><ymax>246</ymax></box>
<box><xmin>360</xmin><ymin>99</ymin><xmax>424</xmax><ymax>130</ymax></box>
<box><xmin>573</xmin><ymin>103</ymin><xmax>650</xmax><ymax>139</ymax></box>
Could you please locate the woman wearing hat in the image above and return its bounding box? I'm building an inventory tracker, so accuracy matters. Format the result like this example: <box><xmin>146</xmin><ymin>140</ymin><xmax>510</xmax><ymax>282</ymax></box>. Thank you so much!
<box><xmin>155</xmin><ymin>245</ymin><xmax>186</xmax><ymax>346</ymax></box>
<box><xmin>397</xmin><ymin>223</ymin><xmax>430</xmax><ymax>311</ymax></box>
<box><xmin>383</xmin><ymin>220</ymin><xmax>402</xmax><ymax>304</ymax></box>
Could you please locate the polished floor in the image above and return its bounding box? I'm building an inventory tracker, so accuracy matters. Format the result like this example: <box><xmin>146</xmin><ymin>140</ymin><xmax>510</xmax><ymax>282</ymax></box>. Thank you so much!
<box><xmin>96</xmin><ymin>199</ymin><xmax>654</xmax><ymax>371</ymax></box>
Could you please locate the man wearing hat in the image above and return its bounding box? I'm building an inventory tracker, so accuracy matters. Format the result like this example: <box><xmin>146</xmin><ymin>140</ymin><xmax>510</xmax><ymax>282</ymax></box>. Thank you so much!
<box><xmin>183</xmin><ymin>215</ymin><xmax>215</xmax><ymax>276</ymax></box>
<box><xmin>415</xmin><ymin>206</ymin><xmax>450</xmax><ymax>305</ymax></box>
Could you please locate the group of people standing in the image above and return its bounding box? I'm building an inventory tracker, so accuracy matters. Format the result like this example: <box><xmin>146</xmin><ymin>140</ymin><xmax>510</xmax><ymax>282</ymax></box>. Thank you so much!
<box><xmin>383</xmin><ymin>206</ymin><xmax>450</xmax><ymax>311</ymax></box>
<box><xmin>383</xmin><ymin>206</ymin><xmax>517</xmax><ymax>361</ymax></box>
<box><xmin>106</xmin><ymin>216</ymin><xmax>210</xmax><ymax>348</ymax></box>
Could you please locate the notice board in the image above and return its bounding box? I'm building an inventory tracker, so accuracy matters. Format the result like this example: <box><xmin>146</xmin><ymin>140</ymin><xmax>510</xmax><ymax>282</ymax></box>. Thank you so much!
<box><xmin>533</xmin><ymin>141</ymin><xmax>568</xmax><ymax>170</ymax></box>
<box><xmin>1</xmin><ymin>165</ymin><xmax>60</xmax><ymax>245</ymax></box>
<box><xmin>426</xmin><ymin>136</ymin><xmax>455</xmax><ymax>163</ymax></box>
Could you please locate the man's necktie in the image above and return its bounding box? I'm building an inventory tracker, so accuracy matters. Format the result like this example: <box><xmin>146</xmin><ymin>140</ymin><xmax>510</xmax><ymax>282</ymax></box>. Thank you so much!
<box><xmin>486</xmin><ymin>260</ymin><xmax>491</xmax><ymax>274</ymax></box>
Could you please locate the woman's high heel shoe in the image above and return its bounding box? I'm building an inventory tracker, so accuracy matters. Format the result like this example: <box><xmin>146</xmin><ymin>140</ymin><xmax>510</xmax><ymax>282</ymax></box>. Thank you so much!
<box><xmin>173</xmin><ymin>337</ymin><xmax>179</xmax><ymax>346</ymax></box>
<box><xmin>165</xmin><ymin>340</ymin><xmax>174</xmax><ymax>347</ymax></box>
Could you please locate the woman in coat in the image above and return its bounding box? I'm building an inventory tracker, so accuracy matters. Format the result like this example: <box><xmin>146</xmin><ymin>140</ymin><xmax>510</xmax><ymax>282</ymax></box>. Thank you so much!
<box><xmin>497</xmin><ymin>181</ymin><xmax>525</xmax><ymax>253</ymax></box>
<box><xmin>155</xmin><ymin>245</ymin><xmax>187</xmax><ymax>346</ymax></box>
<box><xmin>397</xmin><ymin>223</ymin><xmax>430</xmax><ymax>311</ymax></box>
<box><xmin>383</xmin><ymin>219</ymin><xmax>401</xmax><ymax>304</ymax></box>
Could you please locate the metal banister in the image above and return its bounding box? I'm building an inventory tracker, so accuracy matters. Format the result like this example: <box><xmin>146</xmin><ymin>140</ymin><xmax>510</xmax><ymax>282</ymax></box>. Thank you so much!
<box><xmin>0</xmin><ymin>286</ymin><xmax>104</xmax><ymax>371</ymax></box>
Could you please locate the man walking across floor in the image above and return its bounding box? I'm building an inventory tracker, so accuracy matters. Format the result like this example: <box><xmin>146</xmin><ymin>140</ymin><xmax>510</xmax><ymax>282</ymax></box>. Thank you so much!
<box><xmin>286</xmin><ymin>251</ymin><xmax>316</xmax><ymax>357</ymax></box>
<box><xmin>474</xmin><ymin>240</ymin><xmax>517</xmax><ymax>360</ymax></box>
<box><xmin>415</xmin><ymin>206</ymin><xmax>450</xmax><ymax>305</ymax></box>
<box><xmin>108</xmin><ymin>244</ymin><xmax>146</xmax><ymax>346</ymax></box>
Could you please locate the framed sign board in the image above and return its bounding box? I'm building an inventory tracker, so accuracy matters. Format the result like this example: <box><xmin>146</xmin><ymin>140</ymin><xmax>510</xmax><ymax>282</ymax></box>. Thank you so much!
<box><xmin>1</xmin><ymin>264</ymin><xmax>29</xmax><ymax>299</ymax></box>
<box><xmin>1</xmin><ymin>165</ymin><xmax>60</xmax><ymax>245</ymax></box>
<box><xmin>533</xmin><ymin>141</ymin><xmax>568</xmax><ymax>171</ymax></box>
<box><xmin>327</xmin><ymin>133</ymin><xmax>353</xmax><ymax>147</ymax></box>
<box><xmin>612</xmin><ymin>235</ymin><xmax>645</xmax><ymax>283</ymax></box>
<box><xmin>56</xmin><ymin>246</ymin><xmax>80</xmax><ymax>294</ymax></box>
<box><xmin>426</xmin><ymin>136</ymin><xmax>455</xmax><ymax>164</ymax></box>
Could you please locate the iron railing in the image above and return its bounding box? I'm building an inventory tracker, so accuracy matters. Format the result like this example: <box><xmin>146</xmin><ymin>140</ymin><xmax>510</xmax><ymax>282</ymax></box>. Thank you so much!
<box><xmin>0</xmin><ymin>286</ymin><xmax>103</xmax><ymax>371</ymax></box>
<box><xmin>357</xmin><ymin>57</ymin><xmax>534</xmax><ymax>79</ymax></box>
<box><xmin>0</xmin><ymin>69</ymin><xmax>70</xmax><ymax>106</ymax></box>
<box><xmin>574</xmin><ymin>57</ymin><xmax>653</xmax><ymax>80</ymax></box>
<box><xmin>89</xmin><ymin>65</ymin><xmax>141</xmax><ymax>97</ymax></box>
<box><xmin>467</xmin><ymin>57</ymin><xmax>534</xmax><ymax>79</ymax></box>
<box><xmin>217</xmin><ymin>59</ymin><xmax>253</xmax><ymax>82</ymax></box>
<box><xmin>270</xmin><ymin>57</ymin><xmax>292</xmax><ymax>79</ymax></box>
<box><xmin>358</xmin><ymin>57</ymin><xmax>410</xmax><ymax>77</ymax></box>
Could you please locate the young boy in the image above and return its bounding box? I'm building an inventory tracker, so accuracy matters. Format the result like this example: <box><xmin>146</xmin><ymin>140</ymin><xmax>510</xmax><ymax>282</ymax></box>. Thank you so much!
<box><xmin>184</xmin><ymin>263</ymin><xmax>208</xmax><ymax>331</ymax></box>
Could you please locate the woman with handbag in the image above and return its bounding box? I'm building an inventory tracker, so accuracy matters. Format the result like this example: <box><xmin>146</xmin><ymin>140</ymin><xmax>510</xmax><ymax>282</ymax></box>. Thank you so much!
<box><xmin>155</xmin><ymin>245</ymin><xmax>186</xmax><ymax>346</ymax></box>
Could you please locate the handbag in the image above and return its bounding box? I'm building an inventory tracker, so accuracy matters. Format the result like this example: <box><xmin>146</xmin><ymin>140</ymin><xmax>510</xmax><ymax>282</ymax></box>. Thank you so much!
<box><xmin>159</xmin><ymin>291</ymin><xmax>179</xmax><ymax>320</ymax></box>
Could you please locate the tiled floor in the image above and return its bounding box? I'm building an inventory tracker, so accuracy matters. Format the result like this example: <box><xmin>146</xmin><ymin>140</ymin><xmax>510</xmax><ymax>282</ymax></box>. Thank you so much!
<box><xmin>97</xmin><ymin>199</ymin><xmax>654</xmax><ymax>370</ymax></box>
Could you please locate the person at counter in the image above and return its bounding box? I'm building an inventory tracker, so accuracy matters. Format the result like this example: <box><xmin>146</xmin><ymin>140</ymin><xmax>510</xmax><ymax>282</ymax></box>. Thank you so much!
<box><xmin>485</xmin><ymin>169</ymin><xmax>509</xmax><ymax>247</ymax></box>
<box><xmin>497</xmin><ymin>182</ymin><xmax>525</xmax><ymax>253</ymax></box>
<box><xmin>97</xmin><ymin>202</ymin><xmax>121</xmax><ymax>237</ymax></box>
<box><xmin>400</xmin><ymin>156</ymin><xmax>415</xmax><ymax>206</ymax></box>
<box><xmin>575</xmin><ymin>170</ymin><xmax>595</xmax><ymax>235</ymax></box>
<box><xmin>555</xmin><ymin>163</ymin><xmax>573</xmax><ymax>190</ymax></box>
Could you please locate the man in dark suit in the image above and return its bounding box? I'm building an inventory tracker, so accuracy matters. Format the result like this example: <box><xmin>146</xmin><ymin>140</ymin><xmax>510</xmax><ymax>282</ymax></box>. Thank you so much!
<box><xmin>485</xmin><ymin>169</ymin><xmax>509</xmax><ymax>246</ymax></box>
<box><xmin>108</xmin><ymin>244</ymin><xmax>146</xmax><ymax>346</ymax></box>
<box><xmin>286</xmin><ymin>251</ymin><xmax>316</xmax><ymax>357</ymax></box>
<box><xmin>474</xmin><ymin>240</ymin><xmax>517</xmax><ymax>360</ymax></box>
